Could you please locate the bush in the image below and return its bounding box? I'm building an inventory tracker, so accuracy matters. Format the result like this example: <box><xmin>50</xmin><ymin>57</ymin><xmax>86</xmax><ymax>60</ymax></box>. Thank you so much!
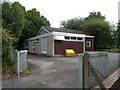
<box><xmin>2</xmin><ymin>29</ymin><xmax>14</xmax><ymax>67</ymax></box>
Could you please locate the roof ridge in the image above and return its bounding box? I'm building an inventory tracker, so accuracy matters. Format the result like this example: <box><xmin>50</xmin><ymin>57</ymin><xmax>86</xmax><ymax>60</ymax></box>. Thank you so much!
<box><xmin>42</xmin><ymin>26</ymin><xmax>91</xmax><ymax>35</ymax></box>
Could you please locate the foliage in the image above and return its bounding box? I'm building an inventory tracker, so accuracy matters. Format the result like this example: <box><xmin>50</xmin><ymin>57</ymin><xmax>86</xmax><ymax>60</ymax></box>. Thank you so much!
<box><xmin>85</xmin><ymin>11</ymin><xmax>105</xmax><ymax>20</ymax></box>
<box><xmin>110</xmin><ymin>23</ymin><xmax>118</xmax><ymax>48</ymax></box>
<box><xmin>60</xmin><ymin>17</ymin><xmax>84</xmax><ymax>30</ymax></box>
<box><xmin>22</xmin><ymin>67</ymin><xmax>29</xmax><ymax>73</ymax></box>
<box><xmin>1</xmin><ymin>1</ymin><xmax>51</xmax><ymax>66</ymax></box>
<box><xmin>60</xmin><ymin>11</ymin><xmax>115</xmax><ymax>49</ymax></box>
<box><xmin>83</xmin><ymin>12</ymin><xmax>115</xmax><ymax>49</ymax></box>
<box><xmin>2</xmin><ymin>2</ymin><xmax>50</xmax><ymax>49</ymax></box>
<box><xmin>2</xmin><ymin>2</ymin><xmax>25</xmax><ymax>41</ymax></box>
<box><xmin>2</xmin><ymin>29</ymin><xmax>14</xmax><ymax>67</ymax></box>
<box><xmin>18</xmin><ymin>8</ymin><xmax>50</xmax><ymax>49</ymax></box>
<box><xmin>83</xmin><ymin>18</ymin><xmax>114</xmax><ymax>49</ymax></box>
<box><xmin>21</xmin><ymin>8</ymin><xmax>50</xmax><ymax>39</ymax></box>
<box><xmin>117</xmin><ymin>21</ymin><xmax>120</xmax><ymax>48</ymax></box>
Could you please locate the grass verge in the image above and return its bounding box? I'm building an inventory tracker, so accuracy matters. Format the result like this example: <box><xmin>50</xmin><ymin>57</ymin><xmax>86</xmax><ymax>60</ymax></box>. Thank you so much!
<box><xmin>95</xmin><ymin>49</ymin><xmax>120</xmax><ymax>52</ymax></box>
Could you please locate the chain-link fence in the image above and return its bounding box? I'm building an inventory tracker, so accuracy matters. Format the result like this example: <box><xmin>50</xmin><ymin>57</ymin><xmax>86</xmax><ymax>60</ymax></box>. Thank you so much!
<box><xmin>79</xmin><ymin>52</ymin><xmax>109</xmax><ymax>88</ymax></box>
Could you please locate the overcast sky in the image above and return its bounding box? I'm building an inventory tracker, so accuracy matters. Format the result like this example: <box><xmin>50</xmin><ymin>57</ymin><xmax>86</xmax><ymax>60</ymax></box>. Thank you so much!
<box><xmin>13</xmin><ymin>0</ymin><xmax>119</xmax><ymax>28</ymax></box>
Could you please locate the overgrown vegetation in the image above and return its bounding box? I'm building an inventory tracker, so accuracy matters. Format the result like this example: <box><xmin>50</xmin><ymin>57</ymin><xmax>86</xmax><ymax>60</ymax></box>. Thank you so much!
<box><xmin>2</xmin><ymin>29</ymin><xmax>14</xmax><ymax>67</ymax></box>
<box><xmin>2</xmin><ymin>1</ymin><xmax>50</xmax><ymax>67</ymax></box>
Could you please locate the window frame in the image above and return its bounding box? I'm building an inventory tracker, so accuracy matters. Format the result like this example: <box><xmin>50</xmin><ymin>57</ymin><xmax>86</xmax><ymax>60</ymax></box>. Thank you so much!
<box><xmin>64</xmin><ymin>36</ymin><xmax>83</xmax><ymax>42</ymax></box>
<box><xmin>86</xmin><ymin>41</ymin><xmax>91</xmax><ymax>47</ymax></box>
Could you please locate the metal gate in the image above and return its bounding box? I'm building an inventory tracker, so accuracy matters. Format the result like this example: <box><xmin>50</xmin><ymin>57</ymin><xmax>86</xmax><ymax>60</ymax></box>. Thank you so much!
<box><xmin>14</xmin><ymin>50</ymin><xmax>28</xmax><ymax>75</ymax></box>
<box><xmin>79</xmin><ymin>52</ymin><xmax>109</xmax><ymax>88</ymax></box>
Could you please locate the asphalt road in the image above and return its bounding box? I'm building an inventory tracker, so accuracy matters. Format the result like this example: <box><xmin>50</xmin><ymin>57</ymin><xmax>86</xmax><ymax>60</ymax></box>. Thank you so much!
<box><xmin>2</xmin><ymin>52</ymin><xmax>119</xmax><ymax>88</ymax></box>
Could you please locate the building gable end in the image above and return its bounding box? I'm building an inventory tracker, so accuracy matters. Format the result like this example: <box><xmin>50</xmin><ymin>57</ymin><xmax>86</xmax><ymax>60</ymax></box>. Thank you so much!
<box><xmin>37</xmin><ymin>27</ymin><xmax>49</xmax><ymax>36</ymax></box>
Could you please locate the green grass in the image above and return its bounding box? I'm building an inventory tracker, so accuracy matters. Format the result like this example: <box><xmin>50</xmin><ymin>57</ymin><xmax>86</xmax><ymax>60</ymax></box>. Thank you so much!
<box><xmin>95</xmin><ymin>49</ymin><xmax>120</xmax><ymax>52</ymax></box>
<box><xmin>22</xmin><ymin>67</ymin><xmax>29</xmax><ymax>73</ymax></box>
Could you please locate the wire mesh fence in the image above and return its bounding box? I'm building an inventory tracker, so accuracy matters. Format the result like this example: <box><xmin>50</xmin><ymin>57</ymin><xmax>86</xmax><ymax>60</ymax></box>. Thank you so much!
<box><xmin>88</xmin><ymin>52</ymin><xmax>109</xmax><ymax>88</ymax></box>
<box><xmin>79</xmin><ymin>52</ymin><xmax>109</xmax><ymax>88</ymax></box>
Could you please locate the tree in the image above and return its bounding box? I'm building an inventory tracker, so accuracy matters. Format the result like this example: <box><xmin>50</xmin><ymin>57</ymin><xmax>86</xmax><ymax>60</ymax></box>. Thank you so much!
<box><xmin>85</xmin><ymin>11</ymin><xmax>105</xmax><ymax>20</ymax></box>
<box><xmin>83</xmin><ymin>18</ymin><xmax>114</xmax><ymax>49</ymax></box>
<box><xmin>21</xmin><ymin>8</ymin><xmax>50</xmax><ymax>39</ymax></box>
<box><xmin>2</xmin><ymin>29</ymin><xmax>14</xmax><ymax>67</ymax></box>
<box><xmin>1</xmin><ymin>1</ymin><xmax>51</xmax><ymax>66</ymax></box>
<box><xmin>110</xmin><ymin>23</ymin><xmax>117</xmax><ymax>48</ymax></box>
<box><xmin>2</xmin><ymin>2</ymin><xmax>12</xmax><ymax>29</ymax></box>
<box><xmin>60</xmin><ymin>17</ymin><xmax>84</xmax><ymax>30</ymax></box>
<box><xmin>2</xmin><ymin>2</ymin><xmax>50</xmax><ymax>49</ymax></box>
<box><xmin>2</xmin><ymin>2</ymin><xmax>25</xmax><ymax>40</ymax></box>
<box><xmin>83</xmin><ymin>11</ymin><xmax>115</xmax><ymax>49</ymax></box>
<box><xmin>117</xmin><ymin>21</ymin><xmax>120</xmax><ymax>48</ymax></box>
<box><xmin>18</xmin><ymin>8</ymin><xmax>50</xmax><ymax>49</ymax></box>
<box><xmin>60</xmin><ymin>11</ymin><xmax>114</xmax><ymax>49</ymax></box>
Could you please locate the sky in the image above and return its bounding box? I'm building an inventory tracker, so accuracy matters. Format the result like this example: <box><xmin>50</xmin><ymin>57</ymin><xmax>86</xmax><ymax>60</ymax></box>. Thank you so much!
<box><xmin>12</xmin><ymin>0</ymin><xmax>119</xmax><ymax>28</ymax></box>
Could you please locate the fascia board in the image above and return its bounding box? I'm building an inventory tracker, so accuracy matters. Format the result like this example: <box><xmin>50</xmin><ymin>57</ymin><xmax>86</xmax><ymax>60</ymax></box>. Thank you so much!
<box><xmin>51</xmin><ymin>31</ymin><xmax>86</xmax><ymax>37</ymax></box>
<box><xmin>85</xmin><ymin>35</ymin><xmax>95</xmax><ymax>38</ymax></box>
<box><xmin>36</xmin><ymin>27</ymin><xmax>42</xmax><ymax>35</ymax></box>
<box><xmin>36</xmin><ymin>27</ymin><xmax>49</xmax><ymax>36</ymax></box>
<box><xmin>28</xmin><ymin>31</ymin><xmax>94</xmax><ymax>41</ymax></box>
<box><xmin>28</xmin><ymin>32</ymin><xmax>52</xmax><ymax>40</ymax></box>
<box><xmin>42</xmin><ymin>27</ymin><xmax>49</xmax><ymax>32</ymax></box>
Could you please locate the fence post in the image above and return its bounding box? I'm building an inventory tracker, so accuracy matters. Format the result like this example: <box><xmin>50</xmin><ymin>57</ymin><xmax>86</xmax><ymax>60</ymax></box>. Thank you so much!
<box><xmin>17</xmin><ymin>51</ymin><xmax>20</xmax><ymax>76</ymax></box>
<box><xmin>79</xmin><ymin>52</ymin><xmax>109</xmax><ymax>89</ymax></box>
<box><xmin>83</xmin><ymin>53</ymin><xmax>89</xmax><ymax>88</ymax></box>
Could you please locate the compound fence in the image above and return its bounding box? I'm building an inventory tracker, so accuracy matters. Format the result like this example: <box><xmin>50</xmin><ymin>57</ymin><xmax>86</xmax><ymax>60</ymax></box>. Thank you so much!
<box><xmin>79</xmin><ymin>52</ymin><xmax>109</xmax><ymax>88</ymax></box>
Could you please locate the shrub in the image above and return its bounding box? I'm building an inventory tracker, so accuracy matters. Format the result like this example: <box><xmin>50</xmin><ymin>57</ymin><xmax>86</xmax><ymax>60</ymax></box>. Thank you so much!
<box><xmin>2</xmin><ymin>29</ymin><xmax>14</xmax><ymax>67</ymax></box>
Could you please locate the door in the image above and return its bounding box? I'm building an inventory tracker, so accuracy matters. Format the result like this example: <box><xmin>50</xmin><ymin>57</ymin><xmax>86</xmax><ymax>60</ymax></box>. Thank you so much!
<box><xmin>41</xmin><ymin>37</ymin><xmax>47</xmax><ymax>53</ymax></box>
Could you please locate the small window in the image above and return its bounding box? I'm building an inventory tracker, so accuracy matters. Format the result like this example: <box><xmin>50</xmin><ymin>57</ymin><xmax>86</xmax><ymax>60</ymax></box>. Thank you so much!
<box><xmin>36</xmin><ymin>39</ymin><xmax>39</xmax><ymax>41</ymax></box>
<box><xmin>86</xmin><ymin>41</ymin><xmax>91</xmax><ymax>47</ymax></box>
<box><xmin>36</xmin><ymin>39</ymin><xmax>39</xmax><ymax>43</ymax></box>
<box><xmin>65</xmin><ymin>36</ymin><xmax>70</xmax><ymax>40</ymax></box>
<box><xmin>32</xmin><ymin>41</ymin><xmax>34</xmax><ymax>52</ymax></box>
<box><xmin>77</xmin><ymin>37</ymin><xmax>83</xmax><ymax>40</ymax></box>
<box><xmin>71</xmin><ymin>37</ymin><xmax>76</xmax><ymax>40</ymax></box>
<box><xmin>32</xmin><ymin>41</ymin><xmax>34</xmax><ymax>46</ymax></box>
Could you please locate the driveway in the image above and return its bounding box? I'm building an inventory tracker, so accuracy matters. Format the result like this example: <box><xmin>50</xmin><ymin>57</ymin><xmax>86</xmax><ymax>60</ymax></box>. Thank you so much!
<box><xmin>2</xmin><ymin>52</ymin><xmax>119</xmax><ymax>88</ymax></box>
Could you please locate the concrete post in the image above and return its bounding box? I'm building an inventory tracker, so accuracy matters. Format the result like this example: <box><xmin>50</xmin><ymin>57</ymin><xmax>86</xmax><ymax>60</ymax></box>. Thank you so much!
<box><xmin>83</xmin><ymin>53</ymin><xmax>89</xmax><ymax>88</ymax></box>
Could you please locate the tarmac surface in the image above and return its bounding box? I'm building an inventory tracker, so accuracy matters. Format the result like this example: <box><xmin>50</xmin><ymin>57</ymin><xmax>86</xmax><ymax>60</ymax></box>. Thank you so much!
<box><xmin>2</xmin><ymin>52</ymin><xmax>119</xmax><ymax>88</ymax></box>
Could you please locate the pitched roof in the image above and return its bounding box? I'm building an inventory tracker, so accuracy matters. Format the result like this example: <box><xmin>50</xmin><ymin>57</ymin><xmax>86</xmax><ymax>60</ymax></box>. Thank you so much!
<box><xmin>42</xmin><ymin>26</ymin><xmax>91</xmax><ymax>35</ymax></box>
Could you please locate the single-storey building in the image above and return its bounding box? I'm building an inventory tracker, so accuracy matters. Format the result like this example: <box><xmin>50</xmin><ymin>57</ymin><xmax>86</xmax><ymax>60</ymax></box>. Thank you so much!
<box><xmin>27</xmin><ymin>26</ymin><xmax>94</xmax><ymax>56</ymax></box>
